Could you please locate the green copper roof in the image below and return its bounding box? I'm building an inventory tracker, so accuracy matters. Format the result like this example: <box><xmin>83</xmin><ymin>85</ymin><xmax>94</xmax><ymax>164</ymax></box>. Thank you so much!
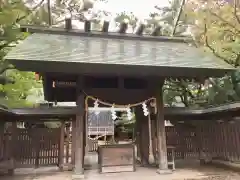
<box><xmin>5</xmin><ymin>33</ymin><xmax>235</xmax><ymax>77</ymax></box>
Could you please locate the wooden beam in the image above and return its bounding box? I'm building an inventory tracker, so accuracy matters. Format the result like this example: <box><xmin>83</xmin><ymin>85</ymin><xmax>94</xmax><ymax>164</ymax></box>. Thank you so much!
<box><xmin>156</xmin><ymin>80</ymin><xmax>172</xmax><ymax>174</ymax></box>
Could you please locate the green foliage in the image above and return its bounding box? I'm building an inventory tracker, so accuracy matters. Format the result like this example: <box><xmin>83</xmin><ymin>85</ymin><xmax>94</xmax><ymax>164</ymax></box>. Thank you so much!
<box><xmin>192</xmin><ymin>1</ymin><xmax>240</xmax><ymax>66</ymax></box>
<box><xmin>115</xmin><ymin>112</ymin><xmax>136</xmax><ymax>125</ymax></box>
<box><xmin>0</xmin><ymin>0</ymin><xmax>42</xmax><ymax>108</ymax></box>
<box><xmin>0</xmin><ymin>70</ymin><xmax>42</xmax><ymax>107</ymax></box>
<box><xmin>115</xmin><ymin>112</ymin><xmax>135</xmax><ymax>133</ymax></box>
<box><xmin>190</xmin><ymin>0</ymin><xmax>240</xmax><ymax>105</ymax></box>
<box><xmin>161</xmin><ymin>0</ymin><xmax>240</xmax><ymax>107</ymax></box>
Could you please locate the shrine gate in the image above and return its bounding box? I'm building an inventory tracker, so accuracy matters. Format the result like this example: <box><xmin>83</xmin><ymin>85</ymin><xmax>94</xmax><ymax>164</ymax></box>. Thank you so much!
<box><xmin>4</xmin><ymin>18</ymin><xmax>236</xmax><ymax>178</ymax></box>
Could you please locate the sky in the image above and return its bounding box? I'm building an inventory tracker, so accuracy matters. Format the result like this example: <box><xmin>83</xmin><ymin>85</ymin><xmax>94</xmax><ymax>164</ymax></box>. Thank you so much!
<box><xmin>93</xmin><ymin>0</ymin><xmax>171</xmax><ymax>19</ymax></box>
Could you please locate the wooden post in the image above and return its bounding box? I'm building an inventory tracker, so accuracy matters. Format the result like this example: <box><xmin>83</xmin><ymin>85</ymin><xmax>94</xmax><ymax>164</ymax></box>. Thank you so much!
<box><xmin>148</xmin><ymin>113</ymin><xmax>154</xmax><ymax>164</ymax></box>
<box><xmin>66</xmin><ymin>124</ymin><xmax>70</xmax><ymax>163</ymax></box>
<box><xmin>150</xmin><ymin>114</ymin><xmax>158</xmax><ymax>164</ymax></box>
<box><xmin>156</xmin><ymin>81</ymin><xmax>172</xmax><ymax>174</ymax></box>
<box><xmin>71</xmin><ymin>120</ymin><xmax>76</xmax><ymax>166</ymax></box>
<box><xmin>0</xmin><ymin>122</ymin><xmax>4</xmax><ymax>159</ymax></box>
<box><xmin>35</xmin><ymin>132</ymin><xmax>40</xmax><ymax>168</ymax></box>
<box><xmin>59</xmin><ymin>120</ymin><xmax>65</xmax><ymax>171</ymax></box>
<box><xmin>135</xmin><ymin>108</ymin><xmax>141</xmax><ymax>162</ymax></box>
<box><xmin>135</xmin><ymin>106</ymin><xmax>149</xmax><ymax>166</ymax></box>
<box><xmin>8</xmin><ymin>122</ymin><xmax>17</xmax><ymax>175</ymax></box>
<box><xmin>73</xmin><ymin>93</ymin><xmax>85</xmax><ymax>179</ymax></box>
<box><xmin>83</xmin><ymin>111</ymin><xmax>87</xmax><ymax>159</ymax></box>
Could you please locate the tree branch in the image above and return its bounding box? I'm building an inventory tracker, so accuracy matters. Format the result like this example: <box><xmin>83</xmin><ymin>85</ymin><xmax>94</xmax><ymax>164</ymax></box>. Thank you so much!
<box><xmin>196</xmin><ymin>84</ymin><xmax>203</xmax><ymax>97</ymax></box>
<box><xmin>16</xmin><ymin>0</ymin><xmax>45</xmax><ymax>23</ymax></box>
<box><xmin>234</xmin><ymin>53</ymin><xmax>240</xmax><ymax>67</ymax></box>
<box><xmin>234</xmin><ymin>0</ymin><xmax>240</xmax><ymax>24</ymax></box>
<box><xmin>0</xmin><ymin>75</ymin><xmax>14</xmax><ymax>85</ymax></box>
<box><xmin>0</xmin><ymin>42</ymin><xmax>9</xmax><ymax>50</ymax></box>
<box><xmin>47</xmin><ymin>0</ymin><xmax>52</xmax><ymax>25</ymax></box>
<box><xmin>178</xmin><ymin>80</ymin><xmax>195</xmax><ymax>99</ymax></box>
<box><xmin>180</xmin><ymin>93</ymin><xmax>189</xmax><ymax>107</ymax></box>
<box><xmin>222</xmin><ymin>29</ymin><xmax>240</xmax><ymax>38</ymax></box>
<box><xmin>0</xmin><ymin>65</ymin><xmax>15</xmax><ymax>74</ymax></box>
<box><xmin>171</xmin><ymin>0</ymin><xmax>185</xmax><ymax>36</ymax></box>
<box><xmin>0</xmin><ymin>42</ymin><xmax>16</xmax><ymax>50</ymax></box>
<box><xmin>203</xmin><ymin>22</ymin><xmax>231</xmax><ymax>64</ymax></box>
<box><xmin>222</xmin><ymin>47</ymin><xmax>239</xmax><ymax>56</ymax></box>
<box><xmin>209</xmin><ymin>11</ymin><xmax>240</xmax><ymax>34</ymax></box>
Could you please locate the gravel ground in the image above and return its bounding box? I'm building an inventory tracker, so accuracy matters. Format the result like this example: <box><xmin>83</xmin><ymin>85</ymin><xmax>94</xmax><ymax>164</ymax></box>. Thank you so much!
<box><xmin>0</xmin><ymin>168</ymin><xmax>240</xmax><ymax>180</ymax></box>
<box><xmin>1</xmin><ymin>161</ymin><xmax>240</xmax><ymax>180</ymax></box>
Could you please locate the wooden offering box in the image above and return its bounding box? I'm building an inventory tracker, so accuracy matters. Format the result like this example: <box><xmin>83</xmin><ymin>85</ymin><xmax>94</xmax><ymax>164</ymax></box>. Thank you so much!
<box><xmin>98</xmin><ymin>144</ymin><xmax>136</xmax><ymax>173</ymax></box>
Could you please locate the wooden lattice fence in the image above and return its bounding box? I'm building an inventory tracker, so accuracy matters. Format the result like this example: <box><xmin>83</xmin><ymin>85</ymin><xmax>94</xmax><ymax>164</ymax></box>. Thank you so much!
<box><xmin>198</xmin><ymin>121</ymin><xmax>240</xmax><ymax>162</ymax></box>
<box><xmin>165</xmin><ymin>126</ymin><xmax>199</xmax><ymax>160</ymax></box>
<box><xmin>0</xmin><ymin>132</ymin><xmax>4</xmax><ymax>160</ymax></box>
<box><xmin>165</xmin><ymin>121</ymin><xmax>240</xmax><ymax>162</ymax></box>
<box><xmin>12</xmin><ymin>128</ymin><xmax>61</xmax><ymax>168</ymax></box>
<box><xmin>8</xmin><ymin>120</ymin><xmax>239</xmax><ymax>169</ymax></box>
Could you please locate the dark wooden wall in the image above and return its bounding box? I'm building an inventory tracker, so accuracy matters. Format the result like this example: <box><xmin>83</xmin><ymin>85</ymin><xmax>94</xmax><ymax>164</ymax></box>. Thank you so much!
<box><xmin>43</xmin><ymin>74</ymin><xmax>156</xmax><ymax>103</ymax></box>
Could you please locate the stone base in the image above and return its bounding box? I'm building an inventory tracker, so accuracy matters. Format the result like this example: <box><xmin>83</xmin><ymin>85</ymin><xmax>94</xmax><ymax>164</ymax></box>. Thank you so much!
<box><xmin>61</xmin><ymin>163</ymin><xmax>74</xmax><ymax>171</ymax></box>
<box><xmin>156</xmin><ymin>169</ymin><xmax>173</xmax><ymax>175</ymax></box>
<box><xmin>72</xmin><ymin>173</ymin><xmax>85</xmax><ymax>180</ymax></box>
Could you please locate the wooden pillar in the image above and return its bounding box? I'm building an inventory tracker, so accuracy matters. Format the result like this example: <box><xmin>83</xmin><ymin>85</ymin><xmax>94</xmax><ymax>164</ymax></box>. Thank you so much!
<box><xmin>73</xmin><ymin>93</ymin><xmax>85</xmax><ymax>179</ymax></box>
<box><xmin>156</xmin><ymin>82</ymin><xmax>171</xmax><ymax>174</ymax></box>
<box><xmin>9</xmin><ymin>121</ymin><xmax>17</xmax><ymax>175</ymax></box>
<box><xmin>150</xmin><ymin>114</ymin><xmax>157</xmax><ymax>164</ymax></box>
<box><xmin>135</xmin><ymin>109</ymin><xmax>141</xmax><ymax>161</ymax></box>
<box><xmin>10</xmin><ymin>122</ymin><xmax>17</xmax><ymax>159</ymax></box>
<box><xmin>0</xmin><ymin>122</ymin><xmax>4</xmax><ymax>159</ymax></box>
<box><xmin>66</xmin><ymin>124</ymin><xmax>70</xmax><ymax>163</ymax></box>
<box><xmin>83</xmin><ymin>109</ymin><xmax>86</xmax><ymax>159</ymax></box>
<box><xmin>71</xmin><ymin>120</ymin><xmax>76</xmax><ymax>166</ymax></box>
<box><xmin>59</xmin><ymin>120</ymin><xmax>65</xmax><ymax>170</ymax></box>
<box><xmin>148</xmin><ymin>113</ymin><xmax>154</xmax><ymax>164</ymax></box>
<box><xmin>135</xmin><ymin>106</ymin><xmax>149</xmax><ymax>166</ymax></box>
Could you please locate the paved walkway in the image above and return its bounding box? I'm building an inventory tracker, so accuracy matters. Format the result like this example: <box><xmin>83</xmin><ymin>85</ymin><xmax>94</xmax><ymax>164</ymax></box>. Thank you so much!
<box><xmin>1</xmin><ymin>162</ymin><xmax>240</xmax><ymax>180</ymax></box>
